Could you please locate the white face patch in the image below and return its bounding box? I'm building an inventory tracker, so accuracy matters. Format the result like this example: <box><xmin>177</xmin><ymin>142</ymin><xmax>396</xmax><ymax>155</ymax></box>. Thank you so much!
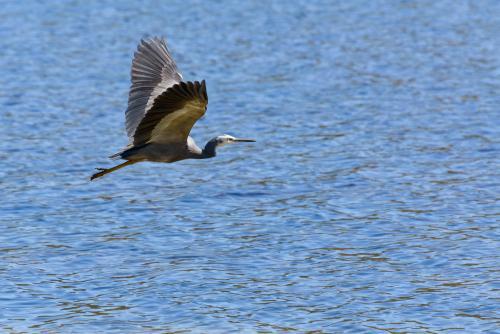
<box><xmin>216</xmin><ymin>134</ymin><xmax>236</xmax><ymax>147</ymax></box>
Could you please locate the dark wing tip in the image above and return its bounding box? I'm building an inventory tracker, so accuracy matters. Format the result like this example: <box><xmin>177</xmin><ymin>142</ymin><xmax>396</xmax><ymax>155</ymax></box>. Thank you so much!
<box><xmin>166</xmin><ymin>80</ymin><xmax>207</xmax><ymax>103</ymax></box>
<box><xmin>200</xmin><ymin>80</ymin><xmax>208</xmax><ymax>101</ymax></box>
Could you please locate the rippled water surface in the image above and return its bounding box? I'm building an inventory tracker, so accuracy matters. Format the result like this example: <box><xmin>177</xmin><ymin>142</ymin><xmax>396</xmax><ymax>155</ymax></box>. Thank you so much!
<box><xmin>1</xmin><ymin>1</ymin><xmax>499</xmax><ymax>332</ymax></box>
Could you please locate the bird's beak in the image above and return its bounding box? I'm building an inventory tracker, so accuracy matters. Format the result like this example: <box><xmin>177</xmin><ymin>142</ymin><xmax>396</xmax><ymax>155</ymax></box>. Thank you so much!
<box><xmin>233</xmin><ymin>138</ymin><xmax>256</xmax><ymax>142</ymax></box>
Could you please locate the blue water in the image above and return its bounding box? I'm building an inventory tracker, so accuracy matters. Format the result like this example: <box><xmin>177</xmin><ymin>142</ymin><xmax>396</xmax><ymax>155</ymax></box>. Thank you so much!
<box><xmin>1</xmin><ymin>0</ymin><xmax>499</xmax><ymax>332</ymax></box>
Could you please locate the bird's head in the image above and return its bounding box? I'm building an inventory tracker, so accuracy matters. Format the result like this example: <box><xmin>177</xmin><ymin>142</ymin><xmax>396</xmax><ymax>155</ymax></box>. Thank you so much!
<box><xmin>214</xmin><ymin>134</ymin><xmax>256</xmax><ymax>147</ymax></box>
<box><xmin>202</xmin><ymin>134</ymin><xmax>255</xmax><ymax>158</ymax></box>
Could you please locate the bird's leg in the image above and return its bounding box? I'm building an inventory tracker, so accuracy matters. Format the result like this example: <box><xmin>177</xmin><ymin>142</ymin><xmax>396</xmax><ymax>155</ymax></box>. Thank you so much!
<box><xmin>90</xmin><ymin>160</ymin><xmax>137</xmax><ymax>181</ymax></box>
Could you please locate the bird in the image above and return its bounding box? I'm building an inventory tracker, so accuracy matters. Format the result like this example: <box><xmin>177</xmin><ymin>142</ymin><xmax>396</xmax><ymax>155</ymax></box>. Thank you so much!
<box><xmin>90</xmin><ymin>37</ymin><xmax>255</xmax><ymax>181</ymax></box>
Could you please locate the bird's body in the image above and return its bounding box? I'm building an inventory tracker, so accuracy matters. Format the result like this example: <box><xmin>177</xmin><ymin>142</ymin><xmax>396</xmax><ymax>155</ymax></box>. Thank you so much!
<box><xmin>91</xmin><ymin>37</ymin><xmax>254</xmax><ymax>180</ymax></box>
<box><xmin>117</xmin><ymin>136</ymin><xmax>207</xmax><ymax>162</ymax></box>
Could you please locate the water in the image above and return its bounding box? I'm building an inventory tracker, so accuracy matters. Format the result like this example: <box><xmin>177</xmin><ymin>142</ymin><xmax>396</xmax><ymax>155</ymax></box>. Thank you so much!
<box><xmin>1</xmin><ymin>0</ymin><xmax>499</xmax><ymax>332</ymax></box>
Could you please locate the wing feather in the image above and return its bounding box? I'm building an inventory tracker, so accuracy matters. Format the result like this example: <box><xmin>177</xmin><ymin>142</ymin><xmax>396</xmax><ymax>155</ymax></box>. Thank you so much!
<box><xmin>132</xmin><ymin>80</ymin><xmax>208</xmax><ymax>146</ymax></box>
<box><xmin>125</xmin><ymin>37</ymin><xmax>183</xmax><ymax>140</ymax></box>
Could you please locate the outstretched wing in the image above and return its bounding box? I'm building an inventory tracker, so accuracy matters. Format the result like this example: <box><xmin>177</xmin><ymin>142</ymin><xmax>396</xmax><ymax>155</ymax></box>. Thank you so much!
<box><xmin>125</xmin><ymin>37</ymin><xmax>183</xmax><ymax>140</ymax></box>
<box><xmin>132</xmin><ymin>80</ymin><xmax>208</xmax><ymax>146</ymax></box>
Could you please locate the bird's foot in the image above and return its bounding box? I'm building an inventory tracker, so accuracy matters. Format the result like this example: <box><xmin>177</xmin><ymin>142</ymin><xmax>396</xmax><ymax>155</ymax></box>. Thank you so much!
<box><xmin>90</xmin><ymin>168</ymin><xmax>109</xmax><ymax>181</ymax></box>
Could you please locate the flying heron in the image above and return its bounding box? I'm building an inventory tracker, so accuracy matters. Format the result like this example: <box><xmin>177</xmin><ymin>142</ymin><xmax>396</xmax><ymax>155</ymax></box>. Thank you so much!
<box><xmin>90</xmin><ymin>37</ymin><xmax>255</xmax><ymax>181</ymax></box>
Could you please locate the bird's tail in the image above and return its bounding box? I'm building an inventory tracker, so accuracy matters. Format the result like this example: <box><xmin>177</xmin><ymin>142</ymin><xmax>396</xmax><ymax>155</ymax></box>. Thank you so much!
<box><xmin>109</xmin><ymin>146</ymin><xmax>130</xmax><ymax>160</ymax></box>
<box><xmin>90</xmin><ymin>160</ymin><xmax>137</xmax><ymax>181</ymax></box>
<box><xmin>109</xmin><ymin>144</ymin><xmax>148</xmax><ymax>160</ymax></box>
<box><xmin>109</xmin><ymin>152</ymin><xmax>123</xmax><ymax>160</ymax></box>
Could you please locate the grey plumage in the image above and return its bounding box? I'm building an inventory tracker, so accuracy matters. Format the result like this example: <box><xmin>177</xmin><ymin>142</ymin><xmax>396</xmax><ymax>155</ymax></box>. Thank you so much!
<box><xmin>90</xmin><ymin>37</ymin><xmax>254</xmax><ymax>181</ymax></box>
<box><xmin>126</xmin><ymin>37</ymin><xmax>182</xmax><ymax>140</ymax></box>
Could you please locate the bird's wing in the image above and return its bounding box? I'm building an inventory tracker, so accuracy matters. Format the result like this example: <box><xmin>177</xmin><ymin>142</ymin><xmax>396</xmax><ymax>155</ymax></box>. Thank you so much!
<box><xmin>125</xmin><ymin>37</ymin><xmax>183</xmax><ymax>140</ymax></box>
<box><xmin>132</xmin><ymin>80</ymin><xmax>208</xmax><ymax>146</ymax></box>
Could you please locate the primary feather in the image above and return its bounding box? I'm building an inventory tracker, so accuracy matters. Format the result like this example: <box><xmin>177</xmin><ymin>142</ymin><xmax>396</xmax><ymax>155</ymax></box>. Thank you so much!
<box><xmin>133</xmin><ymin>80</ymin><xmax>208</xmax><ymax>146</ymax></box>
<box><xmin>125</xmin><ymin>37</ymin><xmax>183</xmax><ymax>141</ymax></box>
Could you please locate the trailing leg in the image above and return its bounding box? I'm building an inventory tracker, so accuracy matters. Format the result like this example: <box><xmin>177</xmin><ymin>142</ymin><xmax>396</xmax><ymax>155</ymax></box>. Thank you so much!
<box><xmin>90</xmin><ymin>160</ymin><xmax>137</xmax><ymax>181</ymax></box>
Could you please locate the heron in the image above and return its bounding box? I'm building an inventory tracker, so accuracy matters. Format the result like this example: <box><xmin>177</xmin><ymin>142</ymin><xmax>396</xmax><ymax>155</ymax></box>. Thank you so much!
<box><xmin>90</xmin><ymin>37</ymin><xmax>255</xmax><ymax>181</ymax></box>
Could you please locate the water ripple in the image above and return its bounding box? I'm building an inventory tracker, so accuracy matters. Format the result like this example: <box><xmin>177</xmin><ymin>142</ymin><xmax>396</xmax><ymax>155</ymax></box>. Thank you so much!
<box><xmin>1</xmin><ymin>0</ymin><xmax>499</xmax><ymax>332</ymax></box>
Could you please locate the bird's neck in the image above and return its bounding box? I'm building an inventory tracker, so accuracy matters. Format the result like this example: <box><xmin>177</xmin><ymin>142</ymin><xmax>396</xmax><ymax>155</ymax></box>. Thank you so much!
<box><xmin>200</xmin><ymin>139</ymin><xmax>217</xmax><ymax>159</ymax></box>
